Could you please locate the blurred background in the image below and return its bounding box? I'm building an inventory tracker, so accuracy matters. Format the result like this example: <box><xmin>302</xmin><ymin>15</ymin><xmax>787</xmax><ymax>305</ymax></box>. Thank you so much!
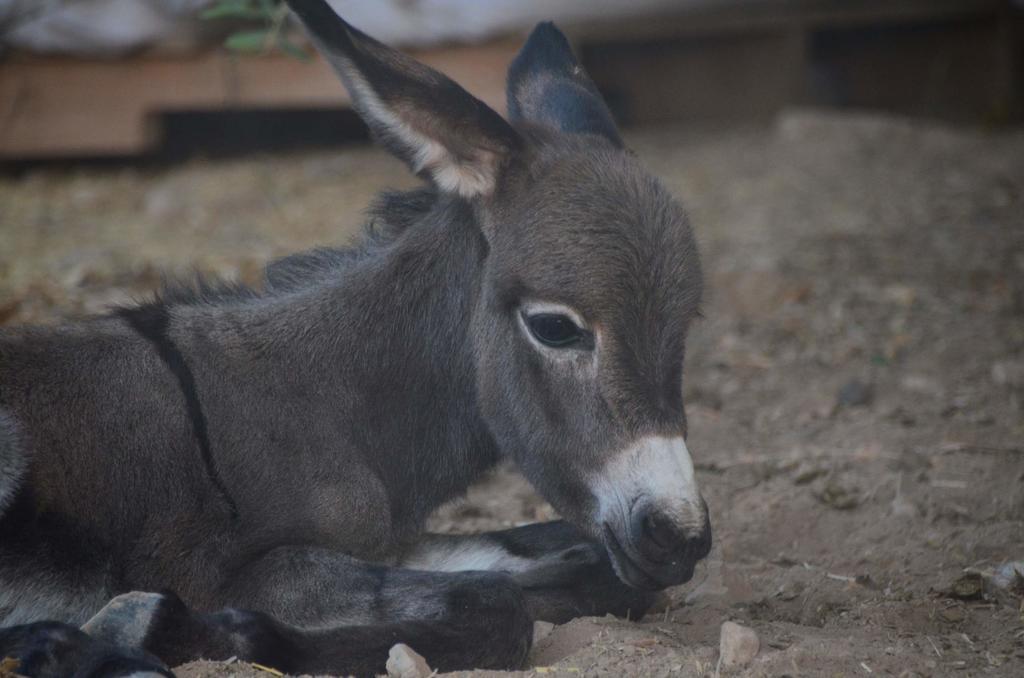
<box><xmin>1</xmin><ymin>0</ymin><xmax>1021</xmax><ymax>160</ymax></box>
<box><xmin>1</xmin><ymin>2</ymin><xmax>1023</xmax><ymax>676</ymax></box>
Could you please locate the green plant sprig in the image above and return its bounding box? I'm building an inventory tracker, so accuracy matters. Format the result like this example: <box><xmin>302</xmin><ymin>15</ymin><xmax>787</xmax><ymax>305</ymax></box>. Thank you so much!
<box><xmin>201</xmin><ymin>0</ymin><xmax>310</xmax><ymax>60</ymax></box>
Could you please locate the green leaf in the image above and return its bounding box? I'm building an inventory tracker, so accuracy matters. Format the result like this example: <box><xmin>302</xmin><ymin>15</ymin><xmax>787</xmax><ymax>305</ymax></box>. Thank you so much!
<box><xmin>200</xmin><ymin>1</ymin><xmax>265</xmax><ymax>20</ymax></box>
<box><xmin>277</xmin><ymin>37</ymin><xmax>311</xmax><ymax>62</ymax></box>
<box><xmin>225</xmin><ymin>30</ymin><xmax>270</xmax><ymax>52</ymax></box>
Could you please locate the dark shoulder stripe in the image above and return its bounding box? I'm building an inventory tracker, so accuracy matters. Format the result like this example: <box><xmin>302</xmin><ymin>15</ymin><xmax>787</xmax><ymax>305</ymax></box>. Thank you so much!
<box><xmin>118</xmin><ymin>303</ymin><xmax>240</xmax><ymax>520</ymax></box>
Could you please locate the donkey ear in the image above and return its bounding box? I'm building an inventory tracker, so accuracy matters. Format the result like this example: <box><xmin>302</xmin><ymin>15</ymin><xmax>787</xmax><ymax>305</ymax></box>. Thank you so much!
<box><xmin>506</xmin><ymin>22</ymin><xmax>623</xmax><ymax>147</ymax></box>
<box><xmin>286</xmin><ymin>0</ymin><xmax>520</xmax><ymax>197</ymax></box>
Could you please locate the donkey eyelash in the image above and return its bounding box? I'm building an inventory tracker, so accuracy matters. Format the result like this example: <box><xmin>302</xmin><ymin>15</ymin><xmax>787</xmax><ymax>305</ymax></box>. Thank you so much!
<box><xmin>518</xmin><ymin>302</ymin><xmax>589</xmax><ymax>329</ymax></box>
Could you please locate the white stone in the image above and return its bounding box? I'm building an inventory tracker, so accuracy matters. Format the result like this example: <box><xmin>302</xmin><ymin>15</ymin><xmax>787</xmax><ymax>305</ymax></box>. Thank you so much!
<box><xmin>386</xmin><ymin>643</ymin><xmax>432</xmax><ymax>678</ymax></box>
<box><xmin>992</xmin><ymin>561</ymin><xmax>1024</xmax><ymax>590</ymax></box>
<box><xmin>992</xmin><ymin>360</ymin><xmax>1024</xmax><ymax>387</ymax></box>
<box><xmin>719</xmin><ymin>621</ymin><xmax>759</xmax><ymax>670</ymax></box>
<box><xmin>533</xmin><ymin>620</ymin><xmax>555</xmax><ymax>644</ymax></box>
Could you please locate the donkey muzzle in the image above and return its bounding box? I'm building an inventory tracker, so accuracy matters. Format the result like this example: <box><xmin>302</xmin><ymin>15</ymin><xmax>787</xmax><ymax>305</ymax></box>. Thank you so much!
<box><xmin>592</xmin><ymin>435</ymin><xmax>712</xmax><ymax>590</ymax></box>
<box><xmin>602</xmin><ymin>499</ymin><xmax>711</xmax><ymax>590</ymax></box>
<box><xmin>633</xmin><ymin>498</ymin><xmax>712</xmax><ymax>565</ymax></box>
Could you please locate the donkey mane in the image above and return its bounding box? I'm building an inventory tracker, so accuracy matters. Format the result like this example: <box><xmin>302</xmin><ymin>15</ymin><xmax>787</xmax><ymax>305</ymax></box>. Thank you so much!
<box><xmin>264</xmin><ymin>186</ymin><xmax>439</xmax><ymax>293</ymax></box>
<box><xmin>125</xmin><ymin>186</ymin><xmax>439</xmax><ymax>314</ymax></box>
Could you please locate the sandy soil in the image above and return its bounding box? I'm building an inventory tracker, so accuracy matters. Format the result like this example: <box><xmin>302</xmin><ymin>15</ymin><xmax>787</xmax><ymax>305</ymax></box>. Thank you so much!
<box><xmin>1</xmin><ymin>110</ymin><xmax>1022</xmax><ymax>677</ymax></box>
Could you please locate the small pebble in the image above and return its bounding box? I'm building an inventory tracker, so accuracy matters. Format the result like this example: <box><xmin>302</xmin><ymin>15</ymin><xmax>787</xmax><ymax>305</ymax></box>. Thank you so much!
<box><xmin>938</xmin><ymin>606</ymin><xmax>966</xmax><ymax>624</ymax></box>
<box><xmin>793</xmin><ymin>466</ymin><xmax>827</xmax><ymax>485</ymax></box>
<box><xmin>948</xmin><ymin>572</ymin><xmax>984</xmax><ymax>600</ymax></box>
<box><xmin>992</xmin><ymin>360</ymin><xmax>1024</xmax><ymax>387</ymax></box>
<box><xmin>890</xmin><ymin>496</ymin><xmax>919</xmax><ymax>519</ymax></box>
<box><xmin>991</xmin><ymin>561</ymin><xmax>1024</xmax><ymax>593</ymax></box>
<box><xmin>816</xmin><ymin>480</ymin><xmax>862</xmax><ymax>510</ymax></box>
<box><xmin>837</xmin><ymin>379</ymin><xmax>874</xmax><ymax>408</ymax></box>
<box><xmin>386</xmin><ymin>643</ymin><xmax>432</xmax><ymax>678</ymax></box>
<box><xmin>533</xmin><ymin>620</ymin><xmax>555</xmax><ymax>644</ymax></box>
<box><xmin>719</xmin><ymin>621</ymin><xmax>759</xmax><ymax>670</ymax></box>
<box><xmin>776</xmin><ymin>581</ymin><xmax>804</xmax><ymax>601</ymax></box>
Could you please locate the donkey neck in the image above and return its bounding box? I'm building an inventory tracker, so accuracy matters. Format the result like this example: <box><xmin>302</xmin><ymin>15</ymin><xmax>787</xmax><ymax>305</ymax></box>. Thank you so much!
<box><xmin>255</xmin><ymin>194</ymin><xmax>500</xmax><ymax>532</ymax></box>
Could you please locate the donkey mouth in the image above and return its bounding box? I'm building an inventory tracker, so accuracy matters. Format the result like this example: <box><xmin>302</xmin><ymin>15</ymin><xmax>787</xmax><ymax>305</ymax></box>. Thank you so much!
<box><xmin>602</xmin><ymin>523</ymin><xmax>696</xmax><ymax>591</ymax></box>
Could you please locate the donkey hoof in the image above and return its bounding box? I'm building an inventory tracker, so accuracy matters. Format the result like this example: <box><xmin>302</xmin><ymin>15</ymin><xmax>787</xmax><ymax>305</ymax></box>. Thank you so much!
<box><xmin>81</xmin><ymin>591</ymin><xmax>174</xmax><ymax>649</ymax></box>
<box><xmin>0</xmin><ymin>621</ymin><xmax>171</xmax><ymax>678</ymax></box>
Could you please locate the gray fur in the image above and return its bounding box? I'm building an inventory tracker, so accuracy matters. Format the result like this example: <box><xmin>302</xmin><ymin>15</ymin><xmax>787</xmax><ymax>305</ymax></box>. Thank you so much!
<box><xmin>0</xmin><ymin>2</ymin><xmax>707</xmax><ymax>674</ymax></box>
<box><xmin>0</xmin><ymin>409</ymin><xmax>24</xmax><ymax>515</ymax></box>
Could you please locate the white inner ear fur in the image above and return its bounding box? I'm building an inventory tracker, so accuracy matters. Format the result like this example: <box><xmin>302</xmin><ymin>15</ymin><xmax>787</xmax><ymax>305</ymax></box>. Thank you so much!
<box><xmin>343</xmin><ymin>67</ymin><xmax>499</xmax><ymax>198</ymax></box>
<box><xmin>593</xmin><ymin>435</ymin><xmax>705</xmax><ymax>532</ymax></box>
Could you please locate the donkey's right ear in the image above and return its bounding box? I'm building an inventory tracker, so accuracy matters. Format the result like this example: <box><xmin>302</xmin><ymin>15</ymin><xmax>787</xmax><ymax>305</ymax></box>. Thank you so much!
<box><xmin>286</xmin><ymin>0</ymin><xmax>520</xmax><ymax>198</ymax></box>
<box><xmin>506</xmin><ymin>23</ymin><xmax>622</xmax><ymax>147</ymax></box>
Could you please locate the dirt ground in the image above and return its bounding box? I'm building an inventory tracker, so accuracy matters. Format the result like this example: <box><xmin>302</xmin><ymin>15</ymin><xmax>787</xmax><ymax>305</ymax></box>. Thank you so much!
<box><xmin>1</xmin><ymin>110</ymin><xmax>1023</xmax><ymax>677</ymax></box>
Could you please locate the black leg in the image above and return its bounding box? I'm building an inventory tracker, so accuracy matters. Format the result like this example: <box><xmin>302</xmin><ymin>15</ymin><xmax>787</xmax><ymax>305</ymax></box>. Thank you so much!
<box><xmin>401</xmin><ymin>520</ymin><xmax>658</xmax><ymax>624</ymax></box>
<box><xmin>5</xmin><ymin>523</ymin><xmax>649</xmax><ymax>676</ymax></box>
<box><xmin>0</xmin><ymin>621</ymin><xmax>172</xmax><ymax>678</ymax></box>
<box><xmin>80</xmin><ymin>566</ymin><xmax>532</xmax><ymax>676</ymax></box>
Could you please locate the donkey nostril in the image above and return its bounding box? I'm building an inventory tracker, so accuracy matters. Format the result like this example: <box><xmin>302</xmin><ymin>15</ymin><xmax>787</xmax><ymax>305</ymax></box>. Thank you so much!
<box><xmin>642</xmin><ymin>511</ymin><xmax>681</xmax><ymax>553</ymax></box>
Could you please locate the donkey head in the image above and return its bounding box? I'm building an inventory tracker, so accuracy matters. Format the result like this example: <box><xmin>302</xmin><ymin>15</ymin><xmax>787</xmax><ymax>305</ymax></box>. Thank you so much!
<box><xmin>289</xmin><ymin>0</ymin><xmax>709</xmax><ymax>590</ymax></box>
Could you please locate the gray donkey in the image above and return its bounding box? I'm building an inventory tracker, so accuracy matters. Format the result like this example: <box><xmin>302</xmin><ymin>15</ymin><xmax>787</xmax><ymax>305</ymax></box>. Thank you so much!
<box><xmin>0</xmin><ymin>0</ymin><xmax>710</xmax><ymax>675</ymax></box>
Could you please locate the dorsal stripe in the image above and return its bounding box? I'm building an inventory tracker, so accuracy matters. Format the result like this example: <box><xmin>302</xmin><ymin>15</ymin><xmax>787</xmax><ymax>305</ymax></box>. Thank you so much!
<box><xmin>118</xmin><ymin>304</ymin><xmax>240</xmax><ymax>520</ymax></box>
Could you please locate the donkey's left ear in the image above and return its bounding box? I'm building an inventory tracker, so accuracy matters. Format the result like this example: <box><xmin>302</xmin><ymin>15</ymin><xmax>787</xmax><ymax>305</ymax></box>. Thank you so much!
<box><xmin>507</xmin><ymin>22</ymin><xmax>622</xmax><ymax>147</ymax></box>
<box><xmin>287</xmin><ymin>0</ymin><xmax>520</xmax><ymax>197</ymax></box>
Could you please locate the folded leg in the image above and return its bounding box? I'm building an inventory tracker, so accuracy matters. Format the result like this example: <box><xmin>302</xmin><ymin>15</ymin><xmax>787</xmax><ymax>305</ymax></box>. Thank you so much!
<box><xmin>3</xmin><ymin>522</ymin><xmax>651</xmax><ymax>676</ymax></box>
<box><xmin>401</xmin><ymin>520</ymin><xmax>658</xmax><ymax>623</ymax></box>
<box><xmin>78</xmin><ymin>557</ymin><xmax>533</xmax><ymax>676</ymax></box>
<box><xmin>0</xmin><ymin>621</ymin><xmax>171</xmax><ymax>678</ymax></box>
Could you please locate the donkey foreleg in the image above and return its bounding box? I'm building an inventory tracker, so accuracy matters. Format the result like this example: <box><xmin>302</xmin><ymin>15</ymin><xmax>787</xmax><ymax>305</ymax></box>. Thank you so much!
<box><xmin>79</xmin><ymin>555</ymin><xmax>532</xmax><ymax>675</ymax></box>
<box><xmin>401</xmin><ymin>520</ymin><xmax>658</xmax><ymax>624</ymax></box>
<box><xmin>0</xmin><ymin>620</ymin><xmax>172</xmax><ymax>678</ymax></box>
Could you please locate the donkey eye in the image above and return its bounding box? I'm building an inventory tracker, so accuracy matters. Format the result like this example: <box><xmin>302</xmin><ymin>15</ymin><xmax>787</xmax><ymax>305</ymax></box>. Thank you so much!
<box><xmin>524</xmin><ymin>313</ymin><xmax>588</xmax><ymax>349</ymax></box>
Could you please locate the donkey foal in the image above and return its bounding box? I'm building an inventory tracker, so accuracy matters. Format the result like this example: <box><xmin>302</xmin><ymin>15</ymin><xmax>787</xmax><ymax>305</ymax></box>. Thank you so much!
<box><xmin>0</xmin><ymin>0</ymin><xmax>710</xmax><ymax>675</ymax></box>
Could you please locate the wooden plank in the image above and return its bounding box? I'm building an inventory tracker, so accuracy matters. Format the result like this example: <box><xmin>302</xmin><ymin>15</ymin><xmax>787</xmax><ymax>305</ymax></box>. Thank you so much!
<box><xmin>1</xmin><ymin>0</ymin><xmax>1012</xmax><ymax>158</ymax></box>
<box><xmin>577</xmin><ymin>0</ymin><xmax>1014</xmax><ymax>126</ymax></box>
<box><xmin>0</xmin><ymin>39</ymin><xmax>519</xmax><ymax>158</ymax></box>
<box><xmin>569</xmin><ymin>0</ymin><xmax>1006</xmax><ymax>44</ymax></box>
